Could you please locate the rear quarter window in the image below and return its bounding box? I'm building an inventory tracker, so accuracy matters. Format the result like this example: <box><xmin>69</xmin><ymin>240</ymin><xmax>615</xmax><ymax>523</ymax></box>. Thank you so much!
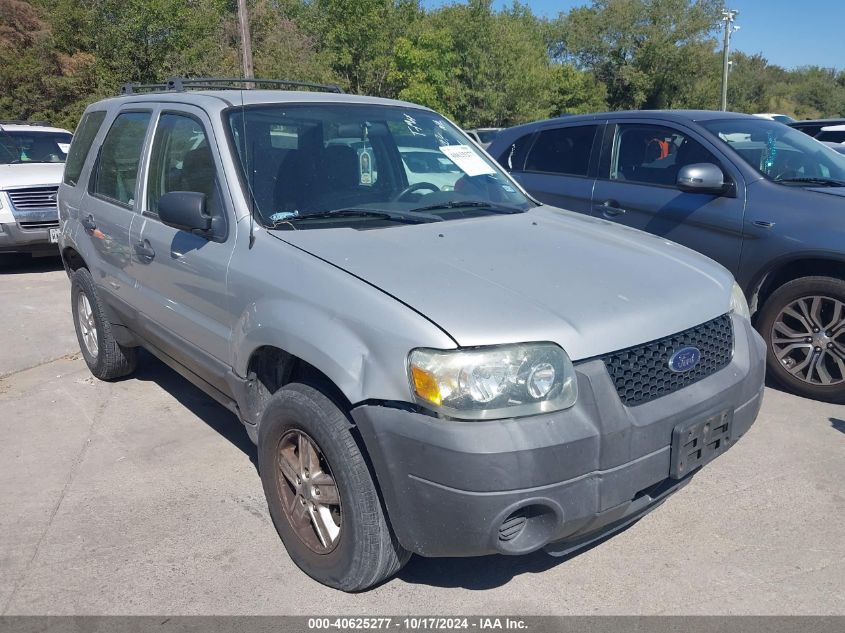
<box><xmin>496</xmin><ymin>133</ymin><xmax>535</xmax><ymax>171</ymax></box>
<box><xmin>64</xmin><ymin>111</ymin><xmax>107</xmax><ymax>186</ymax></box>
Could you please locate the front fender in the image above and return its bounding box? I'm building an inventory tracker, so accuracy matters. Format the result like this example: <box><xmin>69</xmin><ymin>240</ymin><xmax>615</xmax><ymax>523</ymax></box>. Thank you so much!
<box><xmin>229</xmin><ymin>232</ymin><xmax>457</xmax><ymax>404</ymax></box>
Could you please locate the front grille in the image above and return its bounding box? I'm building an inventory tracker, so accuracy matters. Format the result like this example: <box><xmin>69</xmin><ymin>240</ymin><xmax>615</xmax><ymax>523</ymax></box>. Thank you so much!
<box><xmin>19</xmin><ymin>220</ymin><xmax>59</xmax><ymax>230</ymax></box>
<box><xmin>8</xmin><ymin>186</ymin><xmax>59</xmax><ymax>211</ymax></box>
<box><xmin>602</xmin><ymin>314</ymin><xmax>734</xmax><ymax>407</ymax></box>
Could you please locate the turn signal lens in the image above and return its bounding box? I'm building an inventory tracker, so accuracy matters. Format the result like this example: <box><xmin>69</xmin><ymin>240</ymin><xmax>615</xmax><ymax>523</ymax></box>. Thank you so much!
<box><xmin>411</xmin><ymin>366</ymin><xmax>442</xmax><ymax>406</ymax></box>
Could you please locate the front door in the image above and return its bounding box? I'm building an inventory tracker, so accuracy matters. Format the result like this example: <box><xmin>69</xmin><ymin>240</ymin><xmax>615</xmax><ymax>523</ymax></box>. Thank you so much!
<box><xmin>591</xmin><ymin>121</ymin><xmax>746</xmax><ymax>275</ymax></box>
<box><xmin>129</xmin><ymin>107</ymin><xmax>236</xmax><ymax>388</ymax></box>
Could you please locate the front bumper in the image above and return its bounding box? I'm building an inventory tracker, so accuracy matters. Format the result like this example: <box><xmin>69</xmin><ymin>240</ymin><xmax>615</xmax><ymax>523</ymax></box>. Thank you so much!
<box><xmin>352</xmin><ymin>314</ymin><xmax>766</xmax><ymax>558</ymax></box>
<box><xmin>0</xmin><ymin>222</ymin><xmax>58</xmax><ymax>254</ymax></box>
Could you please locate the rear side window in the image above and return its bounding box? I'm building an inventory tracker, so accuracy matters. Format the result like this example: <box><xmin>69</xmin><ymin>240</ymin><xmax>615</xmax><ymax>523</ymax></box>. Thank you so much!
<box><xmin>496</xmin><ymin>133</ymin><xmax>535</xmax><ymax>171</ymax></box>
<box><xmin>524</xmin><ymin>126</ymin><xmax>597</xmax><ymax>176</ymax></box>
<box><xmin>91</xmin><ymin>111</ymin><xmax>151</xmax><ymax>206</ymax></box>
<box><xmin>64</xmin><ymin>111</ymin><xmax>106</xmax><ymax>185</ymax></box>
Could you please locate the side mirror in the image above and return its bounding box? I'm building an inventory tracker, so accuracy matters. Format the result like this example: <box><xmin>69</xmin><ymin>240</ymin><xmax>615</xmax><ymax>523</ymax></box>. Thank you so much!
<box><xmin>676</xmin><ymin>163</ymin><xmax>726</xmax><ymax>194</ymax></box>
<box><xmin>158</xmin><ymin>191</ymin><xmax>212</xmax><ymax>236</ymax></box>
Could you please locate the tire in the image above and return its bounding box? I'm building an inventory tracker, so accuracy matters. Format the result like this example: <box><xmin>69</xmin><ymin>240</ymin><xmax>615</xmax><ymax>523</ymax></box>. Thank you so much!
<box><xmin>756</xmin><ymin>275</ymin><xmax>845</xmax><ymax>404</ymax></box>
<box><xmin>70</xmin><ymin>268</ymin><xmax>137</xmax><ymax>380</ymax></box>
<box><xmin>258</xmin><ymin>383</ymin><xmax>410</xmax><ymax>591</ymax></box>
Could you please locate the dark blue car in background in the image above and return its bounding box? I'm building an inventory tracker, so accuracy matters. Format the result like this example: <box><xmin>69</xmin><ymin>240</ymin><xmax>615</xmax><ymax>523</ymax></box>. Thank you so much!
<box><xmin>488</xmin><ymin>111</ymin><xmax>845</xmax><ymax>403</ymax></box>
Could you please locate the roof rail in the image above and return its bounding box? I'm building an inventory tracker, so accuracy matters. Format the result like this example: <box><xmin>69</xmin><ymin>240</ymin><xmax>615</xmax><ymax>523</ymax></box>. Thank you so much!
<box><xmin>0</xmin><ymin>119</ymin><xmax>52</xmax><ymax>126</ymax></box>
<box><xmin>119</xmin><ymin>77</ymin><xmax>344</xmax><ymax>95</ymax></box>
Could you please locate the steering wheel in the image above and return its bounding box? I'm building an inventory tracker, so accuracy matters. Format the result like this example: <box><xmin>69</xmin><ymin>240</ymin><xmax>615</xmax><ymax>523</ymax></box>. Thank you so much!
<box><xmin>393</xmin><ymin>182</ymin><xmax>440</xmax><ymax>202</ymax></box>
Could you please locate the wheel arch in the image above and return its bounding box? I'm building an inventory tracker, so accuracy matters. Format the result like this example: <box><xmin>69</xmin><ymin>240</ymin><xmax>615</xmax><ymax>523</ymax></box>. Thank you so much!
<box><xmin>61</xmin><ymin>245</ymin><xmax>88</xmax><ymax>276</ymax></box>
<box><xmin>747</xmin><ymin>254</ymin><xmax>845</xmax><ymax>318</ymax></box>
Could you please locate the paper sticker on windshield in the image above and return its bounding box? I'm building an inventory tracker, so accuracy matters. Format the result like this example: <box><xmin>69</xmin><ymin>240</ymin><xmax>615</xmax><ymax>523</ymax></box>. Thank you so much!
<box><xmin>57</xmin><ymin>143</ymin><xmax>71</xmax><ymax>154</ymax></box>
<box><xmin>438</xmin><ymin>145</ymin><xmax>495</xmax><ymax>177</ymax></box>
<box><xmin>358</xmin><ymin>148</ymin><xmax>374</xmax><ymax>185</ymax></box>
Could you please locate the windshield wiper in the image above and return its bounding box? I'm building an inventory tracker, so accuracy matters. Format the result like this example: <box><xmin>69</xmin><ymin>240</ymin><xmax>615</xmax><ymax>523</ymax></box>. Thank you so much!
<box><xmin>270</xmin><ymin>208</ymin><xmax>443</xmax><ymax>228</ymax></box>
<box><xmin>410</xmin><ymin>199</ymin><xmax>524</xmax><ymax>214</ymax></box>
<box><xmin>774</xmin><ymin>177</ymin><xmax>845</xmax><ymax>187</ymax></box>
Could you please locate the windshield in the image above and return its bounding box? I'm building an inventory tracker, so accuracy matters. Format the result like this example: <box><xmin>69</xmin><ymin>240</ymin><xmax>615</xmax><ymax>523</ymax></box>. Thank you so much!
<box><xmin>701</xmin><ymin>118</ymin><xmax>845</xmax><ymax>185</ymax></box>
<box><xmin>227</xmin><ymin>104</ymin><xmax>532</xmax><ymax>228</ymax></box>
<box><xmin>0</xmin><ymin>129</ymin><xmax>72</xmax><ymax>165</ymax></box>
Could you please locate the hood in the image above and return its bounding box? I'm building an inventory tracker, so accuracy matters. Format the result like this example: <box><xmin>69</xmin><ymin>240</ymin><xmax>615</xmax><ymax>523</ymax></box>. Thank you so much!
<box><xmin>0</xmin><ymin>163</ymin><xmax>65</xmax><ymax>189</ymax></box>
<box><xmin>272</xmin><ymin>206</ymin><xmax>735</xmax><ymax>360</ymax></box>
<box><xmin>805</xmin><ymin>186</ymin><xmax>845</xmax><ymax>199</ymax></box>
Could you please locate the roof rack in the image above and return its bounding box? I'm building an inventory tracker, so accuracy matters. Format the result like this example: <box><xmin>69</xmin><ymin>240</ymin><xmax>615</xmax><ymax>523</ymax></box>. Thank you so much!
<box><xmin>0</xmin><ymin>120</ymin><xmax>52</xmax><ymax>126</ymax></box>
<box><xmin>119</xmin><ymin>77</ymin><xmax>344</xmax><ymax>96</ymax></box>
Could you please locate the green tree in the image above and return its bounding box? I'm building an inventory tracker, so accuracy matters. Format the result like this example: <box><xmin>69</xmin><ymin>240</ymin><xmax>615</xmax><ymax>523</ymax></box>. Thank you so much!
<box><xmin>556</xmin><ymin>0</ymin><xmax>723</xmax><ymax>110</ymax></box>
<box><xmin>0</xmin><ymin>0</ymin><xmax>96</xmax><ymax>128</ymax></box>
<box><xmin>304</xmin><ymin>0</ymin><xmax>421</xmax><ymax>95</ymax></box>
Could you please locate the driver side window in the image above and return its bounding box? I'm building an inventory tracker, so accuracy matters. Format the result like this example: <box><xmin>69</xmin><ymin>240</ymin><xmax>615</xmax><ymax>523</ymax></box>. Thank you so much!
<box><xmin>611</xmin><ymin>124</ymin><xmax>720</xmax><ymax>188</ymax></box>
<box><xmin>146</xmin><ymin>113</ymin><xmax>221</xmax><ymax>219</ymax></box>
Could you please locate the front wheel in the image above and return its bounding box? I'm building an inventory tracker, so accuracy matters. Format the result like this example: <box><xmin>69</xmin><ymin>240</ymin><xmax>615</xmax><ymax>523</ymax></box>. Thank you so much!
<box><xmin>258</xmin><ymin>383</ymin><xmax>409</xmax><ymax>591</ymax></box>
<box><xmin>757</xmin><ymin>275</ymin><xmax>845</xmax><ymax>403</ymax></box>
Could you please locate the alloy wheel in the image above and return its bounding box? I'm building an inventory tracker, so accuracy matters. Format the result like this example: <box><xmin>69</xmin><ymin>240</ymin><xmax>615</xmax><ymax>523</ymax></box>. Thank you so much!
<box><xmin>771</xmin><ymin>295</ymin><xmax>845</xmax><ymax>386</ymax></box>
<box><xmin>76</xmin><ymin>293</ymin><xmax>99</xmax><ymax>358</ymax></box>
<box><xmin>275</xmin><ymin>429</ymin><xmax>342</xmax><ymax>554</ymax></box>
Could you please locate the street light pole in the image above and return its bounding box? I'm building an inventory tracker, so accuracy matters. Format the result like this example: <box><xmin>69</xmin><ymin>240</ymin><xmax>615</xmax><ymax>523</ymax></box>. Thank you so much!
<box><xmin>238</xmin><ymin>0</ymin><xmax>254</xmax><ymax>82</ymax></box>
<box><xmin>720</xmin><ymin>9</ymin><xmax>739</xmax><ymax>111</ymax></box>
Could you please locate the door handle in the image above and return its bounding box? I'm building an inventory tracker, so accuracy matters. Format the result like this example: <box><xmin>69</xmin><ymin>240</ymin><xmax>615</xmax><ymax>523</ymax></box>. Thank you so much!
<box><xmin>752</xmin><ymin>220</ymin><xmax>775</xmax><ymax>229</ymax></box>
<box><xmin>596</xmin><ymin>200</ymin><xmax>627</xmax><ymax>217</ymax></box>
<box><xmin>134</xmin><ymin>240</ymin><xmax>156</xmax><ymax>262</ymax></box>
<box><xmin>81</xmin><ymin>214</ymin><xmax>97</xmax><ymax>231</ymax></box>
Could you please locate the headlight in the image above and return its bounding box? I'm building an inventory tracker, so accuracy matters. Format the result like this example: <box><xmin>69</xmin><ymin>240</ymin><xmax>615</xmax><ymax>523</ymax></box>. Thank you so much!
<box><xmin>408</xmin><ymin>343</ymin><xmax>578</xmax><ymax>420</ymax></box>
<box><xmin>730</xmin><ymin>281</ymin><xmax>750</xmax><ymax>319</ymax></box>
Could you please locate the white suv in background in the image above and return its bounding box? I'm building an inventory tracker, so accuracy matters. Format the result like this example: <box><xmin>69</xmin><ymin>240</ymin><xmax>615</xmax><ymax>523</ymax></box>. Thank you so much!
<box><xmin>0</xmin><ymin>121</ymin><xmax>73</xmax><ymax>255</ymax></box>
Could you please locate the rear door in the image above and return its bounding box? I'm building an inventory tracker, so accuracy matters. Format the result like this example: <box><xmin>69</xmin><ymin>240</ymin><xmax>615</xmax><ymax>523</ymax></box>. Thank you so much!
<box><xmin>82</xmin><ymin>109</ymin><xmax>152</xmax><ymax>305</ymax></box>
<box><xmin>499</xmin><ymin>123</ymin><xmax>602</xmax><ymax>215</ymax></box>
<box><xmin>128</xmin><ymin>106</ymin><xmax>237</xmax><ymax>385</ymax></box>
<box><xmin>590</xmin><ymin>120</ymin><xmax>746</xmax><ymax>275</ymax></box>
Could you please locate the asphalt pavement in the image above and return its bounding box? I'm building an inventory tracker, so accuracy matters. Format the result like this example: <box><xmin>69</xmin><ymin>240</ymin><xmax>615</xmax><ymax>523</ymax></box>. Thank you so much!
<box><xmin>0</xmin><ymin>255</ymin><xmax>843</xmax><ymax>615</ymax></box>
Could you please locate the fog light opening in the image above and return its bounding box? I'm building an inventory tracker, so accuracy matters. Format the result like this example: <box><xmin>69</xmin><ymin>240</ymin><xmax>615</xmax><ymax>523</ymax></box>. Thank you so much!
<box><xmin>497</xmin><ymin>504</ymin><xmax>558</xmax><ymax>552</ymax></box>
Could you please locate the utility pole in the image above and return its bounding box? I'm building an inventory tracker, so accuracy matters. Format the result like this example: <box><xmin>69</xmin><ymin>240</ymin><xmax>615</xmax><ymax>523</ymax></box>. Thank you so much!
<box><xmin>720</xmin><ymin>9</ymin><xmax>739</xmax><ymax>111</ymax></box>
<box><xmin>238</xmin><ymin>0</ymin><xmax>254</xmax><ymax>81</ymax></box>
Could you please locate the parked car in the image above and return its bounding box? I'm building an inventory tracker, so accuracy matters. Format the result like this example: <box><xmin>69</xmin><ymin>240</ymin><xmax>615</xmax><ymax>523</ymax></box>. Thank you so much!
<box><xmin>0</xmin><ymin>121</ymin><xmax>73</xmax><ymax>255</ymax></box>
<box><xmin>823</xmin><ymin>141</ymin><xmax>845</xmax><ymax>155</ymax></box>
<box><xmin>59</xmin><ymin>81</ymin><xmax>764</xmax><ymax>591</ymax></box>
<box><xmin>789</xmin><ymin>118</ymin><xmax>845</xmax><ymax>141</ymax></box>
<box><xmin>753</xmin><ymin>113</ymin><xmax>795</xmax><ymax>124</ymax></box>
<box><xmin>466</xmin><ymin>127</ymin><xmax>503</xmax><ymax>148</ymax></box>
<box><xmin>809</xmin><ymin>124</ymin><xmax>845</xmax><ymax>145</ymax></box>
<box><xmin>489</xmin><ymin>111</ymin><xmax>845</xmax><ymax>403</ymax></box>
<box><xmin>399</xmin><ymin>146</ymin><xmax>462</xmax><ymax>190</ymax></box>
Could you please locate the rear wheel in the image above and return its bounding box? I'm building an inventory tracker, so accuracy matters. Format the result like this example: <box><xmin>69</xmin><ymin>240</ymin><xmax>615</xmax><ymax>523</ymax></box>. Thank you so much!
<box><xmin>71</xmin><ymin>268</ymin><xmax>137</xmax><ymax>380</ymax></box>
<box><xmin>757</xmin><ymin>276</ymin><xmax>845</xmax><ymax>403</ymax></box>
<box><xmin>258</xmin><ymin>383</ymin><xmax>409</xmax><ymax>591</ymax></box>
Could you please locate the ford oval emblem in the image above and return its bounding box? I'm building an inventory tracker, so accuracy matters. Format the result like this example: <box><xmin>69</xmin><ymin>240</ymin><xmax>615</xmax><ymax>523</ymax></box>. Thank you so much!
<box><xmin>668</xmin><ymin>346</ymin><xmax>701</xmax><ymax>373</ymax></box>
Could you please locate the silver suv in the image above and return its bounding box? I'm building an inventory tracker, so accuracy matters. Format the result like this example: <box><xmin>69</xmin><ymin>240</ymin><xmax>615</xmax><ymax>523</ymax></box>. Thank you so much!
<box><xmin>0</xmin><ymin>121</ymin><xmax>73</xmax><ymax>254</ymax></box>
<box><xmin>58</xmin><ymin>79</ymin><xmax>766</xmax><ymax>591</ymax></box>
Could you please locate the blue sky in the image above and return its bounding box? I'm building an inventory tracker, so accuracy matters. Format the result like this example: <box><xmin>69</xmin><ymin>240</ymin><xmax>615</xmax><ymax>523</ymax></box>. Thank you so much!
<box><xmin>421</xmin><ymin>0</ymin><xmax>845</xmax><ymax>70</ymax></box>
